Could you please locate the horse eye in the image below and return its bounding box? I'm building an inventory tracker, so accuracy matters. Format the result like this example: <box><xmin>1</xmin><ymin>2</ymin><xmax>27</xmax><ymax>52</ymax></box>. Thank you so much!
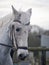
<box><xmin>16</xmin><ymin>28</ymin><xmax>21</xmax><ymax>32</ymax></box>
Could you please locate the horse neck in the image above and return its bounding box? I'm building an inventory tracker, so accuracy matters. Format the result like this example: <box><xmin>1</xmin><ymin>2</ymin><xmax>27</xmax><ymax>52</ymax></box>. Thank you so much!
<box><xmin>0</xmin><ymin>25</ymin><xmax>12</xmax><ymax>46</ymax></box>
<box><xmin>0</xmin><ymin>27</ymin><xmax>12</xmax><ymax>58</ymax></box>
<box><xmin>0</xmin><ymin>13</ymin><xmax>14</xmax><ymax>31</ymax></box>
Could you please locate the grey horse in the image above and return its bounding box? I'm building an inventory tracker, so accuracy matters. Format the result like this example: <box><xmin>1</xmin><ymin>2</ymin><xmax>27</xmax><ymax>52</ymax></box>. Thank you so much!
<box><xmin>0</xmin><ymin>6</ymin><xmax>32</xmax><ymax>65</ymax></box>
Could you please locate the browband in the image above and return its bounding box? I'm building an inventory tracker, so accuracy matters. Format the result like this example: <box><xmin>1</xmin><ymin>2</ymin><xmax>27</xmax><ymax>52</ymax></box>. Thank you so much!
<box><xmin>13</xmin><ymin>19</ymin><xmax>30</xmax><ymax>25</ymax></box>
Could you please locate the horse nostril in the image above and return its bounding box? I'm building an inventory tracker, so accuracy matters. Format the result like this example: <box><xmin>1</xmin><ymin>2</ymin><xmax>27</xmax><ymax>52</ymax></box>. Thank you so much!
<box><xmin>19</xmin><ymin>54</ymin><xmax>23</xmax><ymax>57</ymax></box>
<box><xmin>16</xmin><ymin>28</ymin><xmax>21</xmax><ymax>32</ymax></box>
<box><xmin>18</xmin><ymin>54</ymin><xmax>27</xmax><ymax>60</ymax></box>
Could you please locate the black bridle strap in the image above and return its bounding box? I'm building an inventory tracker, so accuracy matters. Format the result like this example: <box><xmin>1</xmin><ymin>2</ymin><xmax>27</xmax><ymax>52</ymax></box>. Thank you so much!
<box><xmin>13</xmin><ymin>19</ymin><xmax>30</xmax><ymax>26</ymax></box>
<box><xmin>0</xmin><ymin>43</ymin><xmax>28</xmax><ymax>50</ymax></box>
<box><xmin>0</xmin><ymin>43</ymin><xmax>13</xmax><ymax>48</ymax></box>
<box><xmin>18</xmin><ymin>47</ymin><xmax>28</xmax><ymax>50</ymax></box>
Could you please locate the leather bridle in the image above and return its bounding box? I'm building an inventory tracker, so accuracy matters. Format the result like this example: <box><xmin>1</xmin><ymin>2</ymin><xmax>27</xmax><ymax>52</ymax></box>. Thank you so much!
<box><xmin>11</xmin><ymin>22</ymin><xmax>28</xmax><ymax>50</ymax></box>
<box><xmin>0</xmin><ymin>20</ymin><xmax>29</xmax><ymax>51</ymax></box>
<box><xmin>0</xmin><ymin>32</ymin><xmax>28</xmax><ymax>51</ymax></box>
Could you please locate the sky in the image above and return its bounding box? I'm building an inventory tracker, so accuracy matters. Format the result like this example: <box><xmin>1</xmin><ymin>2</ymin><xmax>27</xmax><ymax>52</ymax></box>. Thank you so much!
<box><xmin>0</xmin><ymin>0</ymin><xmax>49</xmax><ymax>30</ymax></box>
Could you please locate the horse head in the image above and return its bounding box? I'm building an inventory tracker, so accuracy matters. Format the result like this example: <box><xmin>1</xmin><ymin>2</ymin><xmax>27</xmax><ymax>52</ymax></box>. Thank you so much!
<box><xmin>9</xmin><ymin>5</ymin><xmax>32</xmax><ymax>60</ymax></box>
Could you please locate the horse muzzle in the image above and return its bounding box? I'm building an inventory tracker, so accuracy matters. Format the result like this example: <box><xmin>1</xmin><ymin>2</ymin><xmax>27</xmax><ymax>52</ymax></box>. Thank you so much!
<box><xmin>17</xmin><ymin>48</ymin><xmax>29</xmax><ymax>60</ymax></box>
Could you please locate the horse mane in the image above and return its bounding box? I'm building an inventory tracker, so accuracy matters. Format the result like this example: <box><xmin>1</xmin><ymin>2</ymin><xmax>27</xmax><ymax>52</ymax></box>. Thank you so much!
<box><xmin>0</xmin><ymin>13</ymin><xmax>13</xmax><ymax>28</ymax></box>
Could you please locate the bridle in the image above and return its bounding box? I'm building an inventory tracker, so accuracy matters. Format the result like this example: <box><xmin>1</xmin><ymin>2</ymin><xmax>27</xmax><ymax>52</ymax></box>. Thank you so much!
<box><xmin>0</xmin><ymin>31</ymin><xmax>28</xmax><ymax>51</ymax></box>
<box><xmin>11</xmin><ymin>27</ymin><xmax>28</xmax><ymax>51</ymax></box>
<box><xmin>11</xmin><ymin>19</ymin><xmax>29</xmax><ymax>50</ymax></box>
<box><xmin>0</xmin><ymin>19</ymin><xmax>29</xmax><ymax>51</ymax></box>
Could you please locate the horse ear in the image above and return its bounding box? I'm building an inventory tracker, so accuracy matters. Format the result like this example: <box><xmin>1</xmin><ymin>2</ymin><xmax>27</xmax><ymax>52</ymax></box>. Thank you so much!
<box><xmin>11</xmin><ymin>5</ymin><xmax>18</xmax><ymax>15</ymax></box>
<box><xmin>26</xmin><ymin>8</ymin><xmax>32</xmax><ymax>17</ymax></box>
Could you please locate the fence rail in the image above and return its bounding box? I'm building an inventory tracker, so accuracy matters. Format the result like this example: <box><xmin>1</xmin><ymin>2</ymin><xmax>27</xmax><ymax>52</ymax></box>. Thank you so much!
<box><xmin>28</xmin><ymin>47</ymin><xmax>49</xmax><ymax>51</ymax></box>
<box><xmin>28</xmin><ymin>47</ymin><xmax>49</xmax><ymax>65</ymax></box>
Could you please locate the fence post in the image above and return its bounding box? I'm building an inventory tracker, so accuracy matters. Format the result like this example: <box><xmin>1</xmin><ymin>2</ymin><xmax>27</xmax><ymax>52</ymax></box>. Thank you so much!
<box><xmin>41</xmin><ymin>50</ymin><xmax>46</xmax><ymax>65</ymax></box>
